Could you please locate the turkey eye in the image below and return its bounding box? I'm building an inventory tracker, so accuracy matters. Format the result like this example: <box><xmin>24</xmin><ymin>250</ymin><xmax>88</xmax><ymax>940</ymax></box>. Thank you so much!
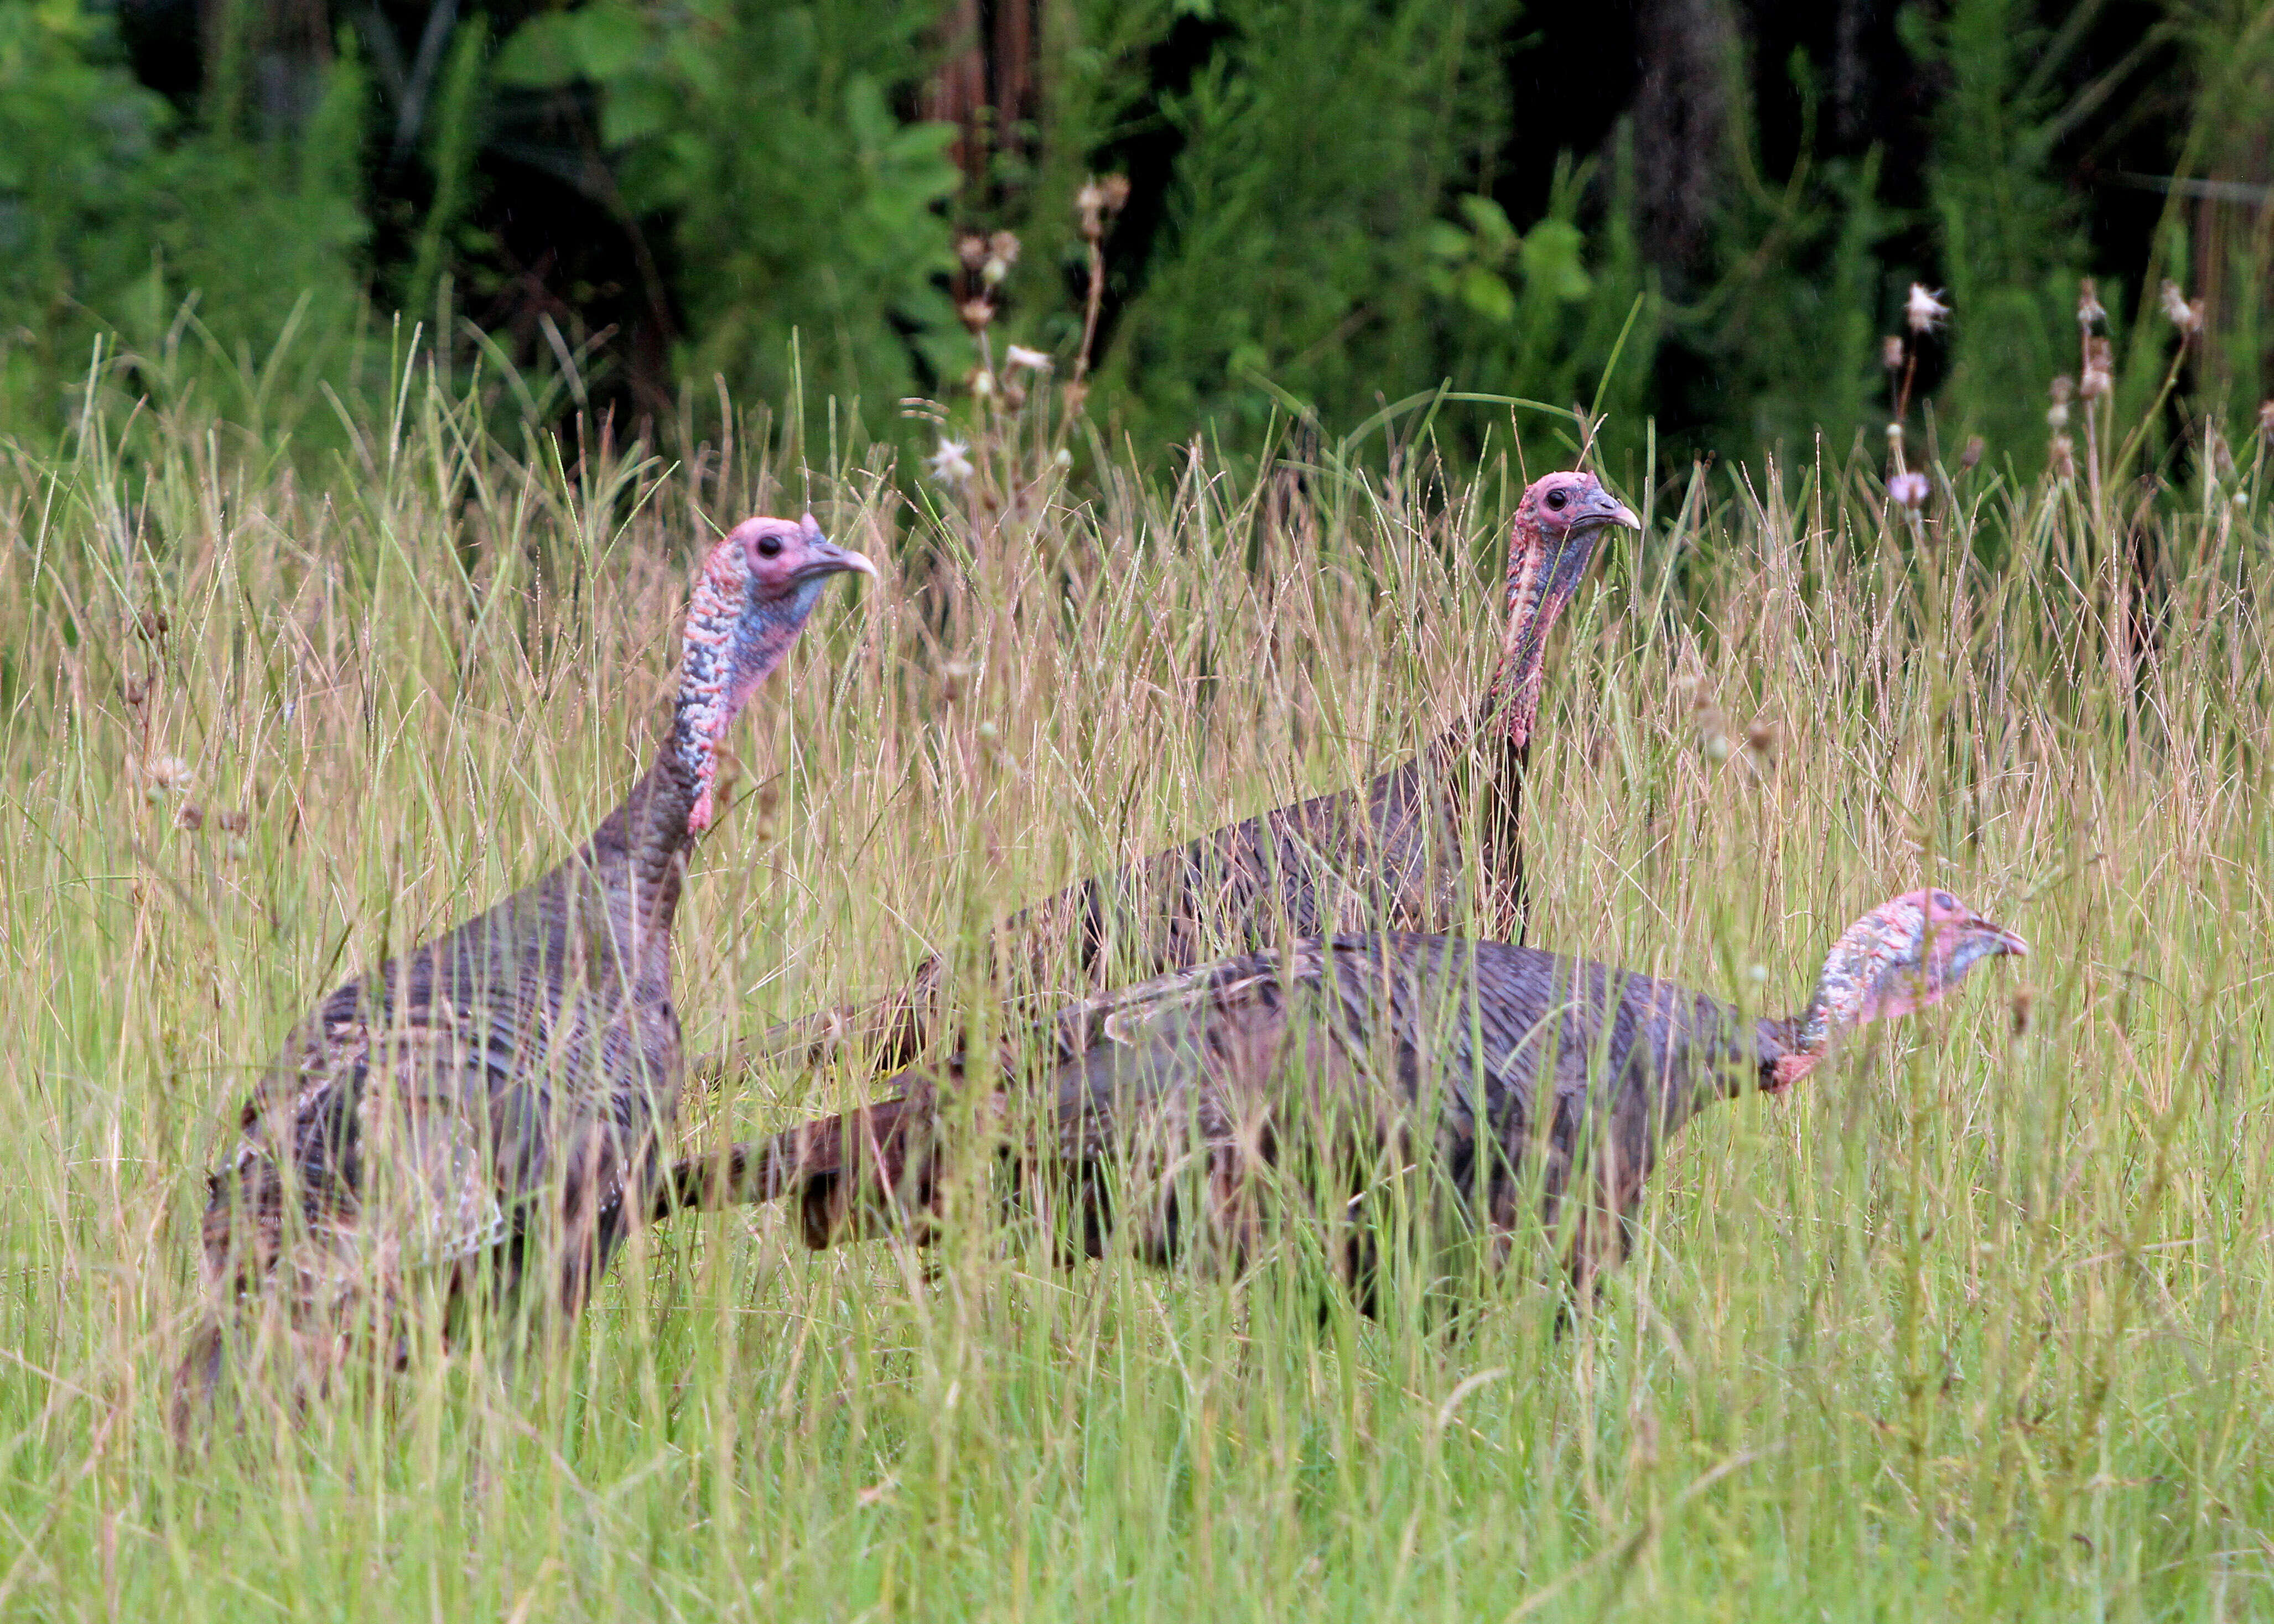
<box><xmin>756</xmin><ymin>534</ymin><xmax>783</xmax><ymax>559</ymax></box>
<box><xmin>1932</xmin><ymin>890</ymin><xmax>1958</xmax><ymax>910</ymax></box>
<box><xmin>1546</xmin><ymin>488</ymin><xmax>1567</xmax><ymax>511</ymax></box>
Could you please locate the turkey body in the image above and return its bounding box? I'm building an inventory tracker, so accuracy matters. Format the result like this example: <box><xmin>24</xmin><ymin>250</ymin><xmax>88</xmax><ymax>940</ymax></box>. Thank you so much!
<box><xmin>697</xmin><ymin>931</ymin><xmax>1788</xmax><ymax>1297</ymax></box>
<box><xmin>856</xmin><ymin>725</ymin><xmax>1526</xmax><ymax>1065</ymax></box>
<box><xmin>201</xmin><ymin>767</ymin><xmax>696</xmax><ymax>1361</ymax></box>
<box><xmin>184</xmin><ymin>515</ymin><xmax>872</xmax><ymax>1409</ymax></box>
<box><xmin>734</xmin><ymin>470</ymin><xmax>1632</xmax><ymax>1080</ymax></box>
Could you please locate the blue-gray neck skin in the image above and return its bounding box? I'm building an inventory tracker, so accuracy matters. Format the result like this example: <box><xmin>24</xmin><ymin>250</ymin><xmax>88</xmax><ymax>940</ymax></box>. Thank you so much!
<box><xmin>595</xmin><ymin>567</ymin><xmax>834</xmax><ymax>952</ymax></box>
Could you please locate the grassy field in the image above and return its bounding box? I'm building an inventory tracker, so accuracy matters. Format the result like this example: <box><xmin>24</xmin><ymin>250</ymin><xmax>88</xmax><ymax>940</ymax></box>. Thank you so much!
<box><xmin>1</xmin><ymin>374</ymin><xmax>2268</xmax><ymax>1621</ymax></box>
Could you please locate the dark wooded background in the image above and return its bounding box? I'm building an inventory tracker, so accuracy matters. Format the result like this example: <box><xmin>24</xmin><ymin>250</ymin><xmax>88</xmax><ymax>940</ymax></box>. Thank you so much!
<box><xmin>4</xmin><ymin>0</ymin><xmax>2266</xmax><ymax>469</ymax></box>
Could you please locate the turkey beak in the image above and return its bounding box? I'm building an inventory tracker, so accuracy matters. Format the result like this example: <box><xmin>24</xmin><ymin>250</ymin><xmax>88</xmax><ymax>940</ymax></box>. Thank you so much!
<box><xmin>1959</xmin><ymin>906</ymin><xmax>2028</xmax><ymax>961</ymax></box>
<box><xmin>792</xmin><ymin>513</ymin><xmax>880</xmax><ymax>585</ymax></box>
<box><xmin>798</xmin><ymin>539</ymin><xmax>879</xmax><ymax>584</ymax></box>
<box><xmin>1942</xmin><ymin>915</ymin><xmax>2028</xmax><ymax>985</ymax></box>
<box><xmin>1582</xmin><ymin>488</ymin><xmax>1642</xmax><ymax>532</ymax></box>
<box><xmin>1543</xmin><ymin>488</ymin><xmax>1638</xmax><ymax>598</ymax></box>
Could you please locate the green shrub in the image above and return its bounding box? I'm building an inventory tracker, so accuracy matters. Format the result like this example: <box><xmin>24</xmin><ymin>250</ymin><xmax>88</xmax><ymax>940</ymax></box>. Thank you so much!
<box><xmin>0</xmin><ymin>0</ymin><xmax>171</xmax><ymax>423</ymax></box>
<box><xmin>494</xmin><ymin>0</ymin><xmax>965</xmax><ymax>417</ymax></box>
<box><xmin>0</xmin><ymin>0</ymin><xmax>371</xmax><ymax>442</ymax></box>
<box><xmin>1086</xmin><ymin>0</ymin><xmax>1539</xmax><ymax>445</ymax></box>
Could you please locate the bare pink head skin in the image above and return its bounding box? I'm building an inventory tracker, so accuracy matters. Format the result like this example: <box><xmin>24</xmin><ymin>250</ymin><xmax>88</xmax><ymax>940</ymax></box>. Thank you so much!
<box><xmin>1491</xmin><ymin>471</ymin><xmax>1640</xmax><ymax>748</ymax></box>
<box><xmin>674</xmin><ymin>514</ymin><xmax>875</xmax><ymax>833</ymax></box>
<box><xmin>1767</xmin><ymin>888</ymin><xmax>2029</xmax><ymax>1091</ymax></box>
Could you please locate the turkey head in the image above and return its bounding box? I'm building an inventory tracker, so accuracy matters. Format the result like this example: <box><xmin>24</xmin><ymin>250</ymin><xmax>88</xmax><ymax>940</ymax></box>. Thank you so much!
<box><xmin>1771</xmin><ymin>888</ymin><xmax>2029</xmax><ymax>1091</ymax></box>
<box><xmin>1494</xmin><ymin>470</ymin><xmax>1639</xmax><ymax>748</ymax></box>
<box><xmin>677</xmin><ymin>514</ymin><xmax>875</xmax><ymax>832</ymax></box>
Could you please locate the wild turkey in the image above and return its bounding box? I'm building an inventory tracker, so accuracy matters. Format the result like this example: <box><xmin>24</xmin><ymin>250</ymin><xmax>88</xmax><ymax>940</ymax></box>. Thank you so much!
<box><xmin>712</xmin><ymin>469</ymin><xmax>1638</xmax><ymax>1091</ymax></box>
<box><xmin>183</xmin><ymin>516</ymin><xmax>873</xmax><ymax>1409</ymax></box>
<box><xmin>661</xmin><ymin>891</ymin><xmax>2025</xmax><ymax>1303</ymax></box>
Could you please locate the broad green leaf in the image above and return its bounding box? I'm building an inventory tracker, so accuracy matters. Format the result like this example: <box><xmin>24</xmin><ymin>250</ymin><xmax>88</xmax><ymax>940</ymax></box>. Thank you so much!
<box><xmin>493</xmin><ymin>4</ymin><xmax>648</xmax><ymax>89</ymax></box>
<box><xmin>1458</xmin><ymin>264</ymin><xmax>1516</xmax><ymax>323</ymax></box>
<box><xmin>570</xmin><ymin>3</ymin><xmax>650</xmax><ymax>82</ymax></box>
<box><xmin>602</xmin><ymin>77</ymin><xmax>676</xmax><ymax>146</ymax></box>
<box><xmin>1457</xmin><ymin>194</ymin><xmax>1517</xmax><ymax>254</ymax></box>
<box><xmin>1520</xmin><ymin>218</ymin><xmax>1591</xmax><ymax>301</ymax></box>
<box><xmin>491</xmin><ymin>13</ymin><xmax>586</xmax><ymax>87</ymax></box>
<box><xmin>1423</xmin><ymin>220</ymin><xmax>1472</xmax><ymax>262</ymax></box>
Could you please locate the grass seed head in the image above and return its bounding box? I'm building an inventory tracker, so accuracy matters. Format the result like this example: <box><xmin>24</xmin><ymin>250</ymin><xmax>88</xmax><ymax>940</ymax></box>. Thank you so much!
<box><xmin>2159</xmin><ymin>280</ymin><xmax>2204</xmax><ymax>335</ymax></box>
<box><xmin>1077</xmin><ymin>174</ymin><xmax>1131</xmax><ymax>241</ymax></box>
<box><xmin>983</xmin><ymin>231</ymin><xmax>1020</xmax><ymax>288</ymax></box>
<box><xmin>1906</xmin><ymin>283</ymin><xmax>1949</xmax><ymax>335</ymax></box>
<box><xmin>926</xmin><ymin>438</ymin><xmax>977</xmax><ymax>486</ymax></box>
<box><xmin>144</xmin><ymin>755</ymin><xmax>193</xmax><ymax>794</ymax></box>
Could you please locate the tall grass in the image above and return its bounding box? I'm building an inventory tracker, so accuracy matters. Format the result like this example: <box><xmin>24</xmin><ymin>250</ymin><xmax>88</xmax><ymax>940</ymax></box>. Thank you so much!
<box><xmin>1</xmin><ymin>367</ymin><xmax>2269</xmax><ymax>1620</ymax></box>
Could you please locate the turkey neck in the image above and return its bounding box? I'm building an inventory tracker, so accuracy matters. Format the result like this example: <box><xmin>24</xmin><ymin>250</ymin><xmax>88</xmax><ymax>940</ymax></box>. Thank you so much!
<box><xmin>1472</xmin><ymin>512</ymin><xmax>1582</xmax><ymax>758</ymax></box>
<box><xmin>557</xmin><ymin>581</ymin><xmax>760</xmax><ymax>970</ymax></box>
<box><xmin>567</xmin><ymin>571</ymin><xmax>833</xmax><ymax>981</ymax></box>
<box><xmin>1435</xmin><ymin>699</ymin><xmax>1530</xmax><ymax>936</ymax></box>
<box><xmin>1433</xmin><ymin>528</ymin><xmax>1569</xmax><ymax>921</ymax></box>
<box><xmin>584</xmin><ymin>747</ymin><xmax>702</xmax><ymax>955</ymax></box>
